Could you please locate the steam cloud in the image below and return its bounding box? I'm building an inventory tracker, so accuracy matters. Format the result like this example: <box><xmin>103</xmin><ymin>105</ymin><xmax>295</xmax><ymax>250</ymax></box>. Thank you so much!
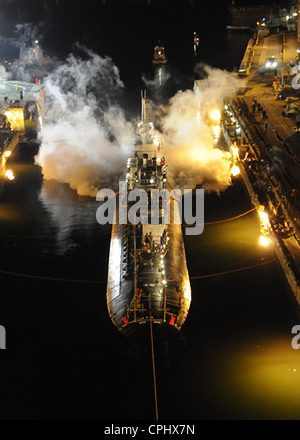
<box><xmin>3</xmin><ymin>24</ymin><xmax>56</xmax><ymax>82</ymax></box>
<box><xmin>142</xmin><ymin>66</ymin><xmax>171</xmax><ymax>95</ymax></box>
<box><xmin>160</xmin><ymin>65</ymin><xmax>244</xmax><ymax>192</ymax></box>
<box><xmin>36</xmin><ymin>48</ymin><xmax>135</xmax><ymax>196</ymax></box>
<box><xmin>4</xmin><ymin>24</ymin><xmax>135</xmax><ymax>196</ymax></box>
<box><xmin>6</xmin><ymin>24</ymin><xmax>244</xmax><ymax>196</ymax></box>
<box><xmin>37</xmin><ymin>60</ymin><xmax>242</xmax><ymax>195</ymax></box>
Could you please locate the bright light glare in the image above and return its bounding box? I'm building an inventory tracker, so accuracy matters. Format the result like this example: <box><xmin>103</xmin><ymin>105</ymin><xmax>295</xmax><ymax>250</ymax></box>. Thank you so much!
<box><xmin>5</xmin><ymin>169</ymin><xmax>15</xmax><ymax>181</ymax></box>
<box><xmin>258</xmin><ymin>210</ymin><xmax>270</xmax><ymax>226</ymax></box>
<box><xmin>231</xmin><ymin>165</ymin><xmax>240</xmax><ymax>176</ymax></box>
<box><xmin>209</xmin><ymin>108</ymin><xmax>221</xmax><ymax>124</ymax></box>
<box><xmin>259</xmin><ymin>235</ymin><xmax>270</xmax><ymax>247</ymax></box>
<box><xmin>231</xmin><ymin>145</ymin><xmax>239</xmax><ymax>158</ymax></box>
<box><xmin>153</xmin><ymin>137</ymin><xmax>160</xmax><ymax>147</ymax></box>
<box><xmin>213</xmin><ymin>125</ymin><xmax>221</xmax><ymax>139</ymax></box>
<box><xmin>4</xmin><ymin>108</ymin><xmax>24</xmax><ymax>131</ymax></box>
<box><xmin>4</xmin><ymin>151</ymin><xmax>11</xmax><ymax>158</ymax></box>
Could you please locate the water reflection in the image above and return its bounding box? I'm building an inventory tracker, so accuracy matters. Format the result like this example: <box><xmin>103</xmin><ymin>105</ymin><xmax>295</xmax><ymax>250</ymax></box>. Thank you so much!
<box><xmin>1</xmin><ymin>173</ymin><xmax>300</xmax><ymax>419</ymax></box>
<box><xmin>220</xmin><ymin>336</ymin><xmax>300</xmax><ymax>419</ymax></box>
<box><xmin>38</xmin><ymin>180</ymin><xmax>101</xmax><ymax>255</ymax></box>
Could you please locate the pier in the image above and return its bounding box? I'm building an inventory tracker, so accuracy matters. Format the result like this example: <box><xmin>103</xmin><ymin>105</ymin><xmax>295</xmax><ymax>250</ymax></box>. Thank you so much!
<box><xmin>223</xmin><ymin>26</ymin><xmax>300</xmax><ymax>308</ymax></box>
<box><xmin>0</xmin><ymin>80</ymin><xmax>43</xmax><ymax>191</ymax></box>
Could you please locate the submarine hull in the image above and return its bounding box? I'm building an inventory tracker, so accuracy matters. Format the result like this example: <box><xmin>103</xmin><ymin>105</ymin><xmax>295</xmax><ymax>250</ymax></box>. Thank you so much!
<box><xmin>107</xmin><ymin>197</ymin><xmax>191</xmax><ymax>336</ymax></box>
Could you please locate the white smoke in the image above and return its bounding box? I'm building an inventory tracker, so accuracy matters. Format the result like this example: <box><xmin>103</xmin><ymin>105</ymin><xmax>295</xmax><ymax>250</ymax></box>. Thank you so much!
<box><xmin>13</xmin><ymin>23</ymin><xmax>41</xmax><ymax>61</ymax></box>
<box><xmin>0</xmin><ymin>65</ymin><xmax>9</xmax><ymax>80</ymax></box>
<box><xmin>142</xmin><ymin>66</ymin><xmax>171</xmax><ymax>93</ymax></box>
<box><xmin>37</xmin><ymin>60</ymin><xmax>243</xmax><ymax>195</ymax></box>
<box><xmin>0</xmin><ymin>23</ymin><xmax>59</xmax><ymax>83</ymax></box>
<box><xmin>36</xmin><ymin>48</ymin><xmax>135</xmax><ymax>196</ymax></box>
<box><xmin>161</xmin><ymin>64</ymin><xmax>244</xmax><ymax>192</ymax></box>
<box><xmin>15</xmin><ymin>28</ymin><xmax>244</xmax><ymax>197</ymax></box>
<box><xmin>5</xmin><ymin>26</ymin><xmax>136</xmax><ymax>197</ymax></box>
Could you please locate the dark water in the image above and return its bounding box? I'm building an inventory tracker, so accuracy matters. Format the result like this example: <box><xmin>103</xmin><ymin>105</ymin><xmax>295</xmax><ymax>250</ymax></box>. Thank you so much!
<box><xmin>1</xmin><ymin>0</ymin><xmax>300</xmax><ymax>421</ymax></box>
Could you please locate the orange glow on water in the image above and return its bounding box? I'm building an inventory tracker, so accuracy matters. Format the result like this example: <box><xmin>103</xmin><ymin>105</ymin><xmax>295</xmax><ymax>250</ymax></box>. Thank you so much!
<box><xmin>221</xmin><ymin>338</ymin><xmax>300</xmax><ymax>419</ymax></box>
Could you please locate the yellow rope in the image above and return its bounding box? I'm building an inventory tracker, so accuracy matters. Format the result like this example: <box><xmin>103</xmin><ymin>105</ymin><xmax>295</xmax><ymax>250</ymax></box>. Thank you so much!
<box><xmin>182</xmin><ymin>207</ymin><xmax>256</xmax><ymax>227</ymax></box>
<box><xmin>0</xmin><ymin>257</ymin><xmax>277</xmax><ymax>285</ymax></box>
<box><xmin>149</xmin><ymin>317</ymin><xmax>159</xmax><ymax>420</ymax></box>
<box><xmin>0</xmin><ymin>268</ymin><xmax>106</xmax><ymax>283</ymax></box>
<box><xmin>167</xmin><ymin>258</ymin><xmax>277</xmax><ymax>283</ymax></box>
<box><xmin>203</xmin><ymin>207</ymin><xmax>256</xmax><ymax>225</ymax></box>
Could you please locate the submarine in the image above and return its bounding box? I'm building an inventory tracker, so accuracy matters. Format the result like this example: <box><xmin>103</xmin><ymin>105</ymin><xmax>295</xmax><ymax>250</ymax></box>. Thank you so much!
<box><xmin>106</xmin><ymin>91</ymin><xmax>191</xmax><ymax>340</ymax></box>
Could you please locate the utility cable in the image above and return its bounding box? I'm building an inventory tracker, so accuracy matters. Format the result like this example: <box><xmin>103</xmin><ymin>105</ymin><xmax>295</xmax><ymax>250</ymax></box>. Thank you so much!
<box><xmin>167</xmin><ymin>258</ymin><xmax>277</xmax><ymax>283</ymax></box>
<box><xmin>0</xmin><ymin>268</ymin><xmax>106</xmax><ymax>283</ymax></box>
<box><xmin>0</xmin><ymin>258</ymin><xmax>277</xmax><ymax>284</ymax></box>
<box><xmin>202</xmin><ymin>207</ymin><xmax>256</xmax><ymax>225</ymax></box>
<box><xmin>182</xmin><ymin>207</ymin><xmax>256</xmax><ymax>227</ymax></box>
<box><xmin>149</xmin><ymin>317</ymin><xmax>159</xmax><ymax>421</ymax></box>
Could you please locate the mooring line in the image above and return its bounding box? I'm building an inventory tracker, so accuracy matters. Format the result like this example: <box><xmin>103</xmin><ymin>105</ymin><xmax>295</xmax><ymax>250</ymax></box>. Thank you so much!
<box><xmin>149</xmin><ymin>317</ymin><xmax>159</xmax><ymax>420</ymax></box>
